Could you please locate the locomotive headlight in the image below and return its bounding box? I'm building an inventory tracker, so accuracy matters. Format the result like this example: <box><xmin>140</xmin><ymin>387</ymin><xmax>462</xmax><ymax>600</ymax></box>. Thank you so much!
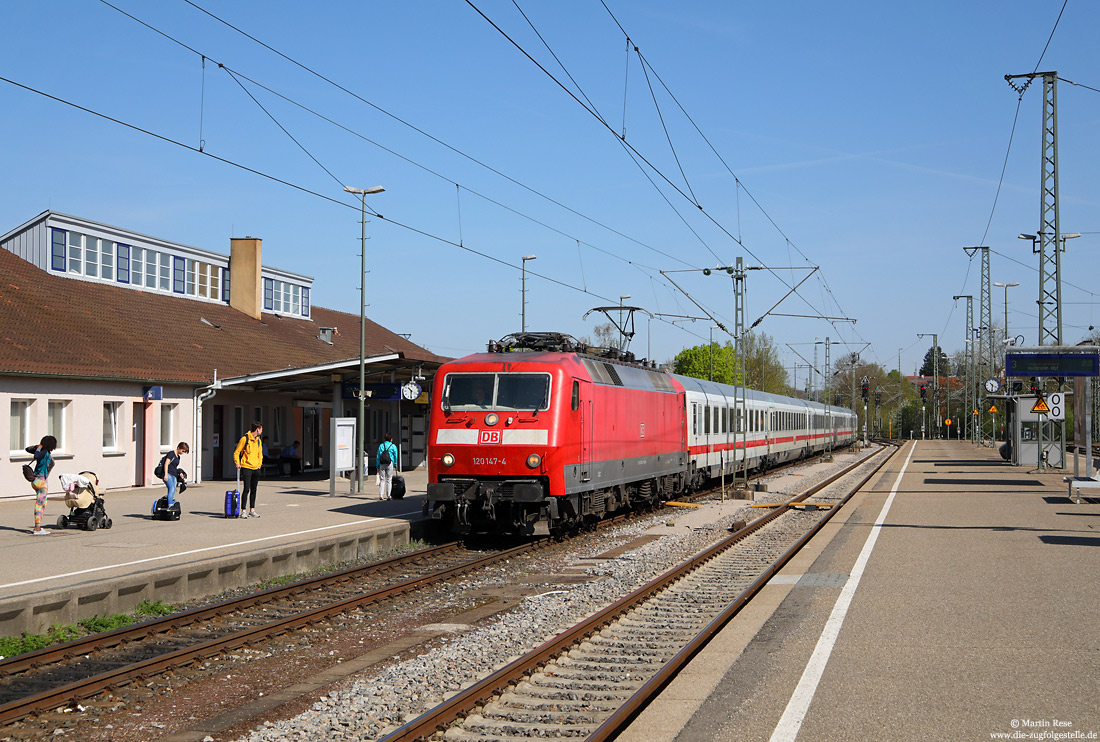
<box><xmin>526</xmin><ymin>453</ymin><xmax>542</xmax><ymax>469</ymax></box>
<box><xmin>485</xmin><ymin>413</ymin><xmax>499</xmax><ymax>426</ymax></box>
<box><xmin>441</xmin><ymin>453</ymin><xmax>455</xmax><ymax>468</ymax></box>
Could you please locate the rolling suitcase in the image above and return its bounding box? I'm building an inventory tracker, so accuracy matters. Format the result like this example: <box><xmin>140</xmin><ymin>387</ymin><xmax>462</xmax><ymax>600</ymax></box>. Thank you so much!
<box><xmin>391</xmin><ymin>473</ymin><xmax>406</xmax><ymax>500</ymax></box>
<box><xmin>152</xmin><ymin>496</ymin><xmax>182</xmax><ymax>521</ymax></box>
<box><xmin>225</xmin><ymin>472</ymin><xmax>241</xmax><ymax>518</ymax></box>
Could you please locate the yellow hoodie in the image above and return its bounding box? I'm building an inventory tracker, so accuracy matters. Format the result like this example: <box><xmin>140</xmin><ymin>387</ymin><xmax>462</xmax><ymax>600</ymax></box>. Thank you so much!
<box><xmin>234</xmin><ymin>432</ymin><xmax>264</xmax><ymax>470</ymax></box>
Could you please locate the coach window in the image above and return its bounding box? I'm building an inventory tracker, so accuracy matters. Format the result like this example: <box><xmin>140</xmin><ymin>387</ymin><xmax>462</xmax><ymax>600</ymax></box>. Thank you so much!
<box><xmin>692</xmin><ymin>404</ymin><xmax>698</xmax><ymax>435</ymax></box>
<box><xmin>721</xmin><ymin>407</ymin><xmax>727</xmax><ymax>433</ymax></box>
<box><xmin>704</xmin><ymin>406</ymin><xmax>711</xmax><ymax>435</ymax></box>
<box><xmin>571</xmin><ymin>380</ymin><xmax>579</xmax><ymax>411</ymax></box>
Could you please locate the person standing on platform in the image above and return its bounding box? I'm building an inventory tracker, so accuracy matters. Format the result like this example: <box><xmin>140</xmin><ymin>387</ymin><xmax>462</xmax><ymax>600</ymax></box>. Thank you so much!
<box><xmin>234</xmin><ymin>422</ymin><xmax>263</xmax><ymax>518</ymax></box>
<box><xmin>376</xmin><ymin>433</ymin><xmax>399</xmax><ymax>500</ymax></box>
<box><xmin>157</xmin><ymin>441</ymin><xmax>190</xmax><ymax>511</ymax></box>
<box><xmin>27</xmin><ymin>435</ymin><xmax>57</xmax><ymax>535</ymax></box>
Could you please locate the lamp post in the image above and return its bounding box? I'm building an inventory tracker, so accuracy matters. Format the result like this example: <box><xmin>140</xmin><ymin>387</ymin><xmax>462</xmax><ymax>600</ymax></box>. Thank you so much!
<box><xmin>917</xmin><ymin>333</ymin><xmax>938</xmax><ymax>438</ymax></box>
<box><xmin>992</xmin><ymin>281</ymin><xmax>1019</xmax><ymax>346</ymax></box>
<box><xmin>344</xmin><ymin>184</ymin><xmax>385</xmax><ymax>492</ymax></box>
<box><xmin>521</xmin><ymin>255</ymin><xmax>536</xmax><ymax>332</ymax></box>
<box><xmin>618</xmin><ymin>295</ymin><xmax>631</xmax><ymax>351</ymax></box>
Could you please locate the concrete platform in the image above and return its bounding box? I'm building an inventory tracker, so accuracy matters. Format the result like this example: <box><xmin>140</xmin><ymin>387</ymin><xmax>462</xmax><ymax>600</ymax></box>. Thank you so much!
<box><xmin>622</xmin><ymin>440</ymin><xmax>1100</xmax><ymax>741</ymax></box>
<box><xmin>0</xmin><ymin>470</ymin><xmax>429</xmax><ymax>637</ymax></box>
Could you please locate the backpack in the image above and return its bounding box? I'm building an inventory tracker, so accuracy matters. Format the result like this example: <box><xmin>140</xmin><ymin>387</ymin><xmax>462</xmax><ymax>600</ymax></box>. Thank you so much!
<box><xmin>154</xmin><ymin>454</ymin><xmax>167</xmax><ymax>479</ymax></box>
<box><xmin>378</xmin><ymin>446</ymin><xmax>392</xmax><ymax>467</ymax></box>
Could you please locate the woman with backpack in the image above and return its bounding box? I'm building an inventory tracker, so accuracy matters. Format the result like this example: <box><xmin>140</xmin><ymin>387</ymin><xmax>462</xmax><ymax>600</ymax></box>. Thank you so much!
<box><xmin>27</xmin><ymin>435</ymin><xmax>57</xmax><ymax>535</ymax></box>
<box><xmin>376</xmin><ymin>433</ymin><xmax>399</xmax><ymax>500</ymax></box>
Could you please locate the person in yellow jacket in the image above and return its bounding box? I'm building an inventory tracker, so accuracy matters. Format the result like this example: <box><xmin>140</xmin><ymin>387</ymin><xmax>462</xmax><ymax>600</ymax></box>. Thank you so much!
<box><xmin>234</xmin><ymin>422</ymin><xmax>264</xmax><ymax>518</ymax></box>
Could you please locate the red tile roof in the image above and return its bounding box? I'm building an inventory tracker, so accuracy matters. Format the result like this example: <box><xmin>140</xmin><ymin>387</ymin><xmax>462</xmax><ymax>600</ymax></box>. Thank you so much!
<box><xmin>0</xmin><ymin>249</ymin><xmax>448</xmax><ymax>384</ymax></box>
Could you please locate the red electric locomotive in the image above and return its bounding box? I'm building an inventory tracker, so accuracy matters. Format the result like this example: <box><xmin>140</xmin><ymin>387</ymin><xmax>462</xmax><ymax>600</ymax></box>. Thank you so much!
<box><xmin>425</xmin><ymin>333</ymin><xmax>687</xmax><ymax>535</ymax></box>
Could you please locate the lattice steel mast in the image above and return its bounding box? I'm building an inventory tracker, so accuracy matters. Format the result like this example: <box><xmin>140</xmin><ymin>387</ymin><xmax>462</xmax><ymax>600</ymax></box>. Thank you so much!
<box><xmin>954</xmin><ymin>295</ymin><xmax>974</xmax><ymax>443</ymax></box>
<box><xmin>1007</xmin><ymin>71</ymin><xmax>1063</xmax><ymax>467</ymax></box>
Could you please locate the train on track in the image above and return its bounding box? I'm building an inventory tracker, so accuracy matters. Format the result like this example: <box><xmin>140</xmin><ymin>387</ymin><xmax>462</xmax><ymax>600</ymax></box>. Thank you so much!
<box><xmin>425</xmin><ymin>332</ymin><xmax>857</xmax><ymax>535</ymax></box>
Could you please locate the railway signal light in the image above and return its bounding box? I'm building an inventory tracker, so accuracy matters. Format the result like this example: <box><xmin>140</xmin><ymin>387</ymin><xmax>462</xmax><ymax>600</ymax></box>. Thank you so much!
<box><xmin>1029</xmin><ymin>377</ymin><xmax>1039</xmax><ymax>395</ymax></box>
<box><xmin>920</xmin><ymin>386</ymin><xmax>927</xmax><ymax>402</ymax></box>
<box><xmin>861</xmin><ymin>381</ymin><xmax>869</xmax><ymax>401</ymax></box>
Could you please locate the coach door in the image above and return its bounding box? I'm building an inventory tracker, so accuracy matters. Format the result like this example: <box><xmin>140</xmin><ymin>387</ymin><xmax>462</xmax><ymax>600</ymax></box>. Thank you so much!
<box><xmin>576</xmin><ymin>379</ymin><xmax>592</xmax><ymax>483</ymax></box>
<box><xmin>766</xmin><ymin>406</ymin><xmax>775</xmax><ymax>460</ymax></box>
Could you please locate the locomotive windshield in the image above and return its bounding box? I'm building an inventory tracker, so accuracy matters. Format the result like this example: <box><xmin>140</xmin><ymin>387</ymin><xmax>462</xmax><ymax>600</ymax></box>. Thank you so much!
<box><xmin>443</xmin><ymin>373</ymin><xmax>550</xmax><ymax>411</ymax></box>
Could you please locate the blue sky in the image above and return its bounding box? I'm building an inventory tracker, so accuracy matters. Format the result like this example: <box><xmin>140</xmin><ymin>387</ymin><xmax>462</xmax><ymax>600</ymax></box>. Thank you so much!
<box><xmin>3</xmin><ymin>1</ymin><xmax>1098</xmax><ymax>382</ymax></box>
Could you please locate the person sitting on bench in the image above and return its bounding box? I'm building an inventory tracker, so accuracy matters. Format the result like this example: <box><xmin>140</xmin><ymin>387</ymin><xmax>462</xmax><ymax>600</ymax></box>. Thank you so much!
<box><xmin>279</xmin><ymin>440</ymin><xmax>302</xmax><ymax>476</ymax></box>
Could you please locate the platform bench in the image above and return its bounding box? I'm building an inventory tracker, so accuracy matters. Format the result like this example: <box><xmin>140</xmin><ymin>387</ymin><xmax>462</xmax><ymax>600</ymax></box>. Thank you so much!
<box><xmin>1063</xmin><ymin>476</ymin><xmax>1100</xmax><ymax>503</ymax></box>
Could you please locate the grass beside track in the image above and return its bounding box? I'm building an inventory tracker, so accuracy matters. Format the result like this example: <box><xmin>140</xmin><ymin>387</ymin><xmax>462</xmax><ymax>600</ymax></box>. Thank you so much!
<box><xmin>0</xmin><ymin>600</ymin><xmax>175</xmax><ymax>659</ymax></box>
<box><xmin>0</xmin><ymin>538</ymin><xmax>434</xmax><ymax>660</ymax></box>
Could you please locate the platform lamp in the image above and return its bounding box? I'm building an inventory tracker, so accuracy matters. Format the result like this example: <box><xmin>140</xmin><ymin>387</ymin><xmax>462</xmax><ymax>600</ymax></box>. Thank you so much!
<box><xmin>344</xmin><ymin>184</ymin><xmax>385</xmax><ymax>493</ymax></box>
<box><xmin>521</xmin><ymin>255</ymin><xmax>536</xmax><ymax>332</ymax></box>
<box><xmin>992</xmin><ymin>281</ymin><xmax>1019</xmax><ymax>344</ymax></box>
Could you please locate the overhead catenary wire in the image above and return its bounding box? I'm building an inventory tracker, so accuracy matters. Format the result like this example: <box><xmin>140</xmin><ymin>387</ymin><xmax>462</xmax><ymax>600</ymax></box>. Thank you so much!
<box><xmin>91</xmin><ymin>0</ymin><xmax>722</xmax><ymax>341</ymax></box>
<box><xmin>169</xmin><ymin>0</ymin><xmax>693</xmax><ymax>273</ymax></box>
<box><xmin>124</xmin><ymin>0</ymin><xmax>849</xmax><ymax>353</ymax></box>
<box><xmin>210</xmin><ymin>62</ymin><xmax>686</xmax><ymax>273</ymax></box>
<box><xmin>941</xmin><ymin>0</ymin><xmax>1069</xmax><ymax>352</ymax></box>
<box><xmin>468</xmin><ymin>0</ymin><xmax>864</xmax><ymax>350</ymax></box>
<box><xmin>598</xmin><ymin>3</ymin><xmax>856</xmax><ymax>336</ymax></box>
<box><xmin>0</xmin><ymin>74</ymin><xmax>618</xmax><ymax>307</ymax></box>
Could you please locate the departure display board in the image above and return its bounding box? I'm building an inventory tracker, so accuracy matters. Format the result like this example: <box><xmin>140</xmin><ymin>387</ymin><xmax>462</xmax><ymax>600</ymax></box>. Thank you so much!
<box><xmin>1005</xmin><ymin>353</ymin><xmax>1099</xmax><ymax>377</ymax></box>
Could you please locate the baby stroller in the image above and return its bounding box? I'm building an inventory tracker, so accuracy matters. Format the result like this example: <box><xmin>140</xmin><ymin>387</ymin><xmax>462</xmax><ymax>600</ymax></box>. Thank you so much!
<box><xmin>57</xmin><ymin>472</ymin><xmax>112</xmax><ymax>531</ymax></box>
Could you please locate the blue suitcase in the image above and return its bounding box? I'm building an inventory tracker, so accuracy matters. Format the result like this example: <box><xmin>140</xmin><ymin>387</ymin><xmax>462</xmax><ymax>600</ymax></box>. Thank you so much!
<box><xmin>225</xmin><ymin>473</ymin><xmax>241</xmax><ymax>518</ymax></box>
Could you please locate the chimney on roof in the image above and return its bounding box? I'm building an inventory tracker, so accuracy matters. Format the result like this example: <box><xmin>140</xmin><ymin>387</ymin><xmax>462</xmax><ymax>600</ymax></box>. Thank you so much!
<box><xmin>229</xmin><ymin>237</ymin><xmax>262</xmax><ymax>319</ymax></box>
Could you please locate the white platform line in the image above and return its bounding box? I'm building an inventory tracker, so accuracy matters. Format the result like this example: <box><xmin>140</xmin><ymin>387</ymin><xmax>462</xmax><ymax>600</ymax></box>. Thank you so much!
<box><xmin>769</xmin><ymin>442</ymin><xmax>915</xmax><ymax>742</ymax></box>
<box><xmin>1</xmin><ymin>511</ymin><xmax>420</xmax><ymax>591</ymax></box>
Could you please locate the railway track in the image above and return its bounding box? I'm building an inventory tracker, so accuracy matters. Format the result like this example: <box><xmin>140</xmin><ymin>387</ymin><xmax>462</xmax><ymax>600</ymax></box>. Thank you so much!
<box><xmin>379</xmin><ymin>443</ymin><xmax>899</xmax><ymax>742</ymax></box>
<box><xmin>0</xmin><ymin>540</ymin><xmax>545</xmax><ymax>727</ymax></box>
<box><xmin>0</xmin><ymin>444</ymin><xmax>859</xmax><ymax>736</ymax></box>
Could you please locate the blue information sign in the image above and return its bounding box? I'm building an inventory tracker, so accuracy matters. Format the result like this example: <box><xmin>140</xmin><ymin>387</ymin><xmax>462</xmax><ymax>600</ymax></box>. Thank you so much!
<box><xmin>1005</xmin><ymin>353</ymin><xmax>1099</xmax><ymax>377</ymax></box>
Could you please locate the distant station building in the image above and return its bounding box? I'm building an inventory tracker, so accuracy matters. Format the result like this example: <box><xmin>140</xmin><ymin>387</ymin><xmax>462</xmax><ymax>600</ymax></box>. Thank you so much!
<box><xmin>0</xmin><ymin>211</ymin><xmax>446</xmax><ymax>499</ymax></box>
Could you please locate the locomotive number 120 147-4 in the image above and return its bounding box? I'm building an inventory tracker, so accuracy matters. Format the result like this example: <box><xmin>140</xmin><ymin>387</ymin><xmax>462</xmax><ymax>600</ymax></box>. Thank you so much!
<box><xmin>472</xmin><ymin>457</ymin><xmax>507</xmax><ymax>466</ymax></box>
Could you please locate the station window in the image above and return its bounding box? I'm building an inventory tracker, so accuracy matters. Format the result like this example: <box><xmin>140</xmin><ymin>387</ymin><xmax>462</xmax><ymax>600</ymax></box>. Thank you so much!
<box><xmin>103</xmin><ymin>402</ymin><xmax>121</xmax><ymax>451</ymax></box>
<box><xmin>117</xmin><ymin>244</ymin><xmax>131</xmax><ymax>283</ymax></box>
<box><xmin>51</xmin><ymin>228</ymin><xmax>66</xmax><ymax>271</ymax></box>
<box><xmin>158</xmin><ymin>252</ymin><xmax>170</xmax><ymax>291</ymax></box>
<box><xmin>47</xmin><ymin>399</ymin><xmax>69</xmax><ymax>453</ymax></box>
<box><xmin>173</xmin><ymin>256</ymin><xmax>186</xmax><ymax>293</ymax></box>
<box><xmin>272</xmin><ymin>407</ymin><xmax>283</xmax><ymax>443</ymax></box>
<box><xmin>9</xmin><ymin>399</ymin><xmax>32</xmax><ymax>453</ymax></box>
<box><xmin>160</xmin><ymin>403</ymin><xmax>177</xmax><ymax>449</ymax></box>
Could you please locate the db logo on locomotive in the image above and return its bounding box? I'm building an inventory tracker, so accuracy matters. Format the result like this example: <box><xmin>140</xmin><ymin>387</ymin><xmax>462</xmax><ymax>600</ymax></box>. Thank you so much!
<box><xmin>478</xmin><ymin>430</ymin><xmax>502</xmax><ymax>445</ymax></box>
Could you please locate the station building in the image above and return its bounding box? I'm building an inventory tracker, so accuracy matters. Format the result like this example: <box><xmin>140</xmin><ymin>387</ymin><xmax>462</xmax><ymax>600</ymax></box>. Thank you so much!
<box><xmin>0</xmin><ymin>211</ymin><xmax>446</xmax><ymax>500</ymax></box>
